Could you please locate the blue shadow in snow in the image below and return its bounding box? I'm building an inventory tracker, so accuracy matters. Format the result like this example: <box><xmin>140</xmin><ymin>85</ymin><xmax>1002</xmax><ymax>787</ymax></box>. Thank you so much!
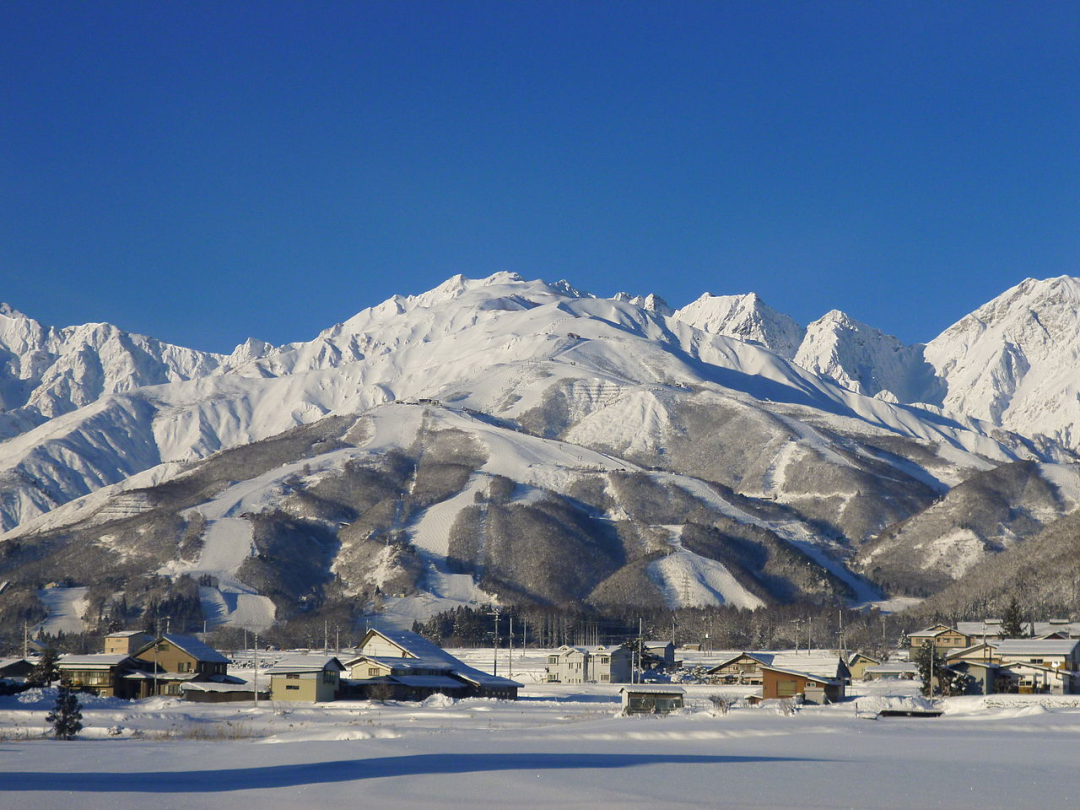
<box><xmin>1</xmin><ymin>752</ymin><xmax>827</xmax><ymax>793</ymax></box>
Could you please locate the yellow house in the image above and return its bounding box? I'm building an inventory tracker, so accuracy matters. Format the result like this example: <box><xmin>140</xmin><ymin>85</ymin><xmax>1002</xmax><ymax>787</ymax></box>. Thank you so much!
<box><xmin>847</xmin><ymin>653</ymin><xmax>881</xmax><ymax>681</ymax></box>
<box><xmin>131</xmin><ymin>634</ymin><xmax>231</xmax><ymax>697</ymax></box>
<box><xmin>268</xmin><ymin>655</ymin><xmax>344</xmax><ymax>702</ymax></box>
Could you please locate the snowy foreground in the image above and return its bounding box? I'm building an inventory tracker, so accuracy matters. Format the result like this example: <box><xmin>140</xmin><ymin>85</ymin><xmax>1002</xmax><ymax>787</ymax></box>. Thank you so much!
<box><xmin>2</xmin><ymin>677</ymin><xmax>1079</xmax><ymax>809</ymax></box>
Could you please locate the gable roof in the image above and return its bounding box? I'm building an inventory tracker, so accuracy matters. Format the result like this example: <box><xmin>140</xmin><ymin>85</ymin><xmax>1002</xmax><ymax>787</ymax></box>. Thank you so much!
<box><xmin>58</xmin><ymin>654</ymin><xmax>133</xmax><ymax>668</ymax></box>
<box><xmin>994</xmin><ymin>639</ymin><xmax>1079</xmax><ymax>656</ymax></box>
<box><xmin>134</xmin><ymin>634</ymin><xmax>230</xmax><ymax>664</ymax></box>
<box><xmin>848</xmin><ymin>652</ymin><xmax>880</xmax><ymax>666</ymax></box>
<box><xmin>908</xmin><ymin>625</ymin><xmax>957</xmax><ymax>639</ymax></box>
<box><xmin>267</xmin><ymin>655</ymin><xmax>345</xmax><ymax>674</ymax></box>
<box><xmin>760</xmin><ymin>663</ymin><xmax>839</xmax><ymax>685</ymax></box>
<box><xmin>359</xmin><ymin>628</ymin><xmax>462</xmax><ymax>664</ymax></box>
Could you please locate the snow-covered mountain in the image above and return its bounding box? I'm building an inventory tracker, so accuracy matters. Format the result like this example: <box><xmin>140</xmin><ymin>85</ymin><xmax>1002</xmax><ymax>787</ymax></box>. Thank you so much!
<box><xmin>1</xmin><ymin>272</ymin><xmax>1079</xmax><ymax>633</ymax></box>
<box><xmin>924</xmin><ymin>276</ymin><xmax>1080</xmax><ymax>449</ymax></box>
<box><xmin>673</xmin><ymin>292</ymin><xmax>805</xmax><ymax>359</ymax></box>
<box><xmin>793</xmin><ymin>310</ymin><xmax>941</xmax><ymax>404</ymax></box>
<box><xmin>0</xmin><ymin>304</ymin><xmax>267</xmax><ymax>441</ymax></box>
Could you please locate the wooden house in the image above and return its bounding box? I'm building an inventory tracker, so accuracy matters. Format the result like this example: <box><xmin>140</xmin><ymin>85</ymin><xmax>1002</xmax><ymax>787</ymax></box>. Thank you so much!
<box><xmin>760</xmin><ymin>664</ymin><xmax>844</xmax><ymax>704</ymax></box>
<box><xmin>268</xmin><ymin>655</ymin><xmax>345</xmax><ymax>702</ymax></box>
<box><xmin>57</xmin><ymin>654</ymin><xmax>144</xmax><ymax>699</ymax></box>
<box><xmin>706</xmin><ymin>653</ymin><xmax>770</xmax><ymax>685</ymax></box>
<box><xmin>345</xmin><ymin>628</ymin><xmax>521</xmax><ymax>700</ymax></box>
<box><xmin>131</xmin><ymin>634</ymin><xmax>232</xmax><ymax>697</ymax></box>
<box><xmin>908</xmin><ymin>625</ymin><xmax>971</xmax><ymax>654</ymax></box>
<box><xmin>847</xmin><ymin>653</ymin><xmax>881</xmax><ymax>681</ymax></box>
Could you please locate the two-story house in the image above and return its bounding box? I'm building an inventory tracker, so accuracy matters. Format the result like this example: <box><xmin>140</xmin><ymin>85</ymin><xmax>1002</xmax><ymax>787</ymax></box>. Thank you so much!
<box><xmin>545</xmin><ymin>645</ymin><xmax>632</xmax><ymax>684</ymax></box>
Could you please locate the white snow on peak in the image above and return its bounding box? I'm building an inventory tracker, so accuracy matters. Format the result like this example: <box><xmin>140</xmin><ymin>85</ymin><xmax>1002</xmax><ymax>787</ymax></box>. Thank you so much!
<box><xmin>0</xmin><ymin>303</ymin><xmax>28</xmax><ymax>319</ymax></box>
<box><xmin>793</xmin><ymin>309</ymin><xmax>937</xmax><ymax>403</ymax></box>
<box><xmin>925</xmin><ymin>275</ymin><xmax>1080</xmax><ymax>447</ymax></box>
<box><xmin>673</xmin><ymin>292</ymin><xmax>805</xmax><ymax>359</ymax></box>
<box><xmin>612</xmin><ymin>292</ymin><xmax>674</xmax><ymax>316</ymax></box>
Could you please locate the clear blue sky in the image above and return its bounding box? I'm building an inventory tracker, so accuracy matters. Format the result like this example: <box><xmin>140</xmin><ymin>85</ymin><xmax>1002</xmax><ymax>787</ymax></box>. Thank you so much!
<box><xmin>2</xmin><ymin>2</ymin><xmax>1078</xmax><ymax>352</ymax></box>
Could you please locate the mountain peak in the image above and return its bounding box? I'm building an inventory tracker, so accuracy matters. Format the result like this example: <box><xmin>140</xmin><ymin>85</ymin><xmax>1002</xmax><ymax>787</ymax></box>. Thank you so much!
<box><xmin>0</xmin><ymin>303</ymin><xmax>28</xmax><ymax>320</ymax></box>
<box><xmin>612</xmin><ymin>292</ymin><xmax>673</xmax><ymax>316</ymax></box>
<box><xmin>673</xmin><ymin>291</ymin><xmax>804</xmax><ymax>359</ymax></box>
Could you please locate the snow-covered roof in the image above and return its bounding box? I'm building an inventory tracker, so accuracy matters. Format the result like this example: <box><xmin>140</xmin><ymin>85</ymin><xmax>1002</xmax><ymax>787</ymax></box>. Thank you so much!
<box><xmin>865</xmin><ymin>663</ymin><xmax>918</xmax><ymax>673</ymax></box>
<box><xmin>908</xmin><ymin>626</ymin><xmax>952</xmax><ymax>638</ymax></box>
<box><xmin>106</xmin><ymin>630</ymin><xmax>149</xmax><ymax>638</ymax></box>
<box><xmin>995</xmin><ymin>640</ymin><xmax>1079</xmax><ymax>656</ymax></box>
<box><xmin>159</xmin><ymin>634</ymin><xmax>231</xmax><ymax>664</ymax></box>
<box><xmin>390</xmin><ymin>675</ymin><xmax>468</xmax><ymax>690</ymax></box>
<box><xmin>760</xmin><ymin>663</ymin><xmax>839</xmax><ymax>685</ymax></box>
<box><xmin>768</xmin><ymin>654</ymin><xmax>845</xmax><ymax>679</ymax></box>
<box><xmin>618</xmin><ymin>685</ymin><xmax>686</xmax><ymax>694</ymax></box>
<box><xmin>848</xmin><ymin>653</ymin><xmax>880</xmax><ymax>665</ymax></box>
<box><xmin>268</xmin><ymin>655</ymin><xmax>345</xmax><ymax>674</ymax></box>
<box><xmin>360</xmin><ymin>629</ymin><xmax>520</xmax><ymax>689</ymax></box>
<box><xmin>361</xmin><ymin>629</ymin><xmax>461</xmax><ymax>664</ymax></box>
<box><xmin>58</xmin><ymin>654</ymin><xmax>131</xmax><ymax>668</ymax></box>
<box><xmin>181</xmin><ymin>681</ymin><xmax>265</xmax><ymax>693</ymax></box>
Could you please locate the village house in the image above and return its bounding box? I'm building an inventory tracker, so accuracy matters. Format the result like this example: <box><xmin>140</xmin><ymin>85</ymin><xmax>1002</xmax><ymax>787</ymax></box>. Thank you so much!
<box><xmin>706</xmin><ymin>652</ymin><xmax>770</xmax><ymax>685</ymax></box>
<box><xmin>57</xmin><ymin>654</ymin><xmax>146</xmax><ymax>699</ymax></box>
<box><xmin>103</xmin><ymin>630</ymin><xmax>153</xmax><ymax>655</ymax></box>
<box><xmin>642</xmin><ymin>641</ymin><xmax>676</xmax><ymax>669</ymax></box>
<box><xmin>847</xmin><ymin>653</ymin><xmax>881</xmax><ymax>681</ymax></box>
<box><xmin>706</xmin><ymin>651</ymin><xmax>850</xmax><ymax>687</ymax></box>
<box><xmin>945</xmin><ymin>660</ymin><xmax>1004</xmax><ymax>695</ymax></box>
<box><xmin>344</xmin><ymin>628</ymin><xmax>521</xmax><ymax>700</ymax></box>
<box><xmin>945</xmin><ymin>642</ymin><xmax>1001</xmax><ymax>665</ymax></box>
<box><xmin>908</xmin><ymin>625</ymin><xmax>972</xmax><ymax>654</ymax></box>
<box><xmin>545</xmin><ymin>645</ymin><xmax>632</xmax><ymax>684</ymax></box>
<box><xmin>268</xmin><ymin>655</ymin><xmax>345</xmax><ymax>702</ymax></box>
<box><xmin>863</xmin><ymin>662</ymin><xmax>919</xmax><ymax>681</ymax></box>
<box><xmin>130</xmin><ymin>634</ymin><xmax>232</xmax><ymax>697</ymax></box>
<box><xmin>760</xmin><ymin>663</ymin><xmax>844</xmax><ymax>704</ymax></box>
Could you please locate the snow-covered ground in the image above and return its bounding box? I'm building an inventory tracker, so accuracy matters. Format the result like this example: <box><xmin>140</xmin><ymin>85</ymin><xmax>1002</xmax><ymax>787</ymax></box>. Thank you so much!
<box><xmin>33</xmin><ymin>585</ymin><xmax>89</xmax><ymax>635</ymax></box>
<box><xmin>2</xmin><ymin>673</ymin><xmax>1079</xmax><ymax>808</ymax></box>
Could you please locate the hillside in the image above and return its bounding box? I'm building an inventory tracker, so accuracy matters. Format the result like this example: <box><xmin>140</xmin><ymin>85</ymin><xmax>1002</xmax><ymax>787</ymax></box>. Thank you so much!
<box><xmin>1</xmin><ymin>272</ymin><xmax>1078</xmax><ymax>633</ymax></box>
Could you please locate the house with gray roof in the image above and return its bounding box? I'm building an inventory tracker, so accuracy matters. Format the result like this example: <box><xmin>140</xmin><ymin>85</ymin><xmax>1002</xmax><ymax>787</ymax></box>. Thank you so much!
<box><xmin>545</xmin><ymin>645</ymin><xmax>632</xmax><ymax>684</ymax></box>
<box><xmin>345</xmin><ymin>628</ymin><xmax>521</xmax><ymax>699</ymax></box>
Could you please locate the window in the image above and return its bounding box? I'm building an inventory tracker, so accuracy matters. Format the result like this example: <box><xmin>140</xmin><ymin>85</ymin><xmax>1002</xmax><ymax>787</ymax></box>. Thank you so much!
<box><xmin>286</xmin><ymin>684</ymin><xmax>300</xmax><ymax>691</ymax></box>
<box><xmin>368</xmin><ymin>667</ymin><xmax>381</xmax><ymax>677</ymax></box>
<box><xmin>548</xmin><ymin>656</ymin><xmax>559</xmax><ymax>664</ymax></box>
<box><xmin>287</xmin><ymin>673</ymin><xmax>300</xmax><ymax>679</ymax></box>
<box><xmin>323</xmin><ymin>671</ymin><xmax>337</xmax><ymax>684</ymax></box>
<box><xmin>776</xmin><ymin>679</ymin><xmax>798</xmax><ymax>698</ymax></box>
<box><xmin>178</xmin><ymin>661</ymin><xmax>191</xmax><ymax>672</ymax></box>
<box><xmin>600</xmin><ymin>674</ymin><xmax>609</xmax><ymax>682</ymax></box>
<box><xmin>600</xmin><ymin>657</ymin><xmax>610</xmax><ymax>664</ymax></box>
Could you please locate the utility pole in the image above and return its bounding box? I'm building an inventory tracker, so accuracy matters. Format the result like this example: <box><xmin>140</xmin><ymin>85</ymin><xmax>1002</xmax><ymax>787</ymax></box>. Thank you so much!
<box><xmin>807</xmin><ymin>617</ymin><xmax>813</xmax><ymax>655</ymax></box>
<box><xmin>253</xmin><ymin>632</ymin><xmax>259</xmax><ymax>708</ymax></box>
<box><xmin>23</xmin><ymin>621</ymin><xmax>28</xmax><ymax>659</ymax></box>
<box><xmin>838</xmin><ymin>609</ymin><xmax>844</xmax><ymax>658</ymax></box>
<box><xmin>324</xmin><ymin>620</ymin><xmax>329</xmax><ymax>655</ymax></box>
<box><xmin>791</xmin><ymin>619</ymin><xmax>803</xmax><ymax>653</ymax></box>
<box><xmin>509</xmin><ymin>616</ymin><xmax>514</xmax><ymax>678</ymax></box>
<box><xmin>489</xmin><ymin>607</ymin><xmax>501</xmax><ymax>676</ymax></box>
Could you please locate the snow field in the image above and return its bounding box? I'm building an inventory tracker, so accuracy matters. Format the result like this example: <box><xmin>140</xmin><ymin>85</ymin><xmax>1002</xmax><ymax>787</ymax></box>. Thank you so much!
<box><xmin>2</xmin><ymin>677</ymin><xmax>1079</xmax><ymax>809</ymax></box>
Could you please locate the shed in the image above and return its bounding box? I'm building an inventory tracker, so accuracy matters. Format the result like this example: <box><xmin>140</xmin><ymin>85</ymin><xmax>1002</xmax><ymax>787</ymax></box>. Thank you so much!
<box><xmin>619</xmin><ymin>685</ymin><xmax>685</xmax><ymax>714</ymax></box>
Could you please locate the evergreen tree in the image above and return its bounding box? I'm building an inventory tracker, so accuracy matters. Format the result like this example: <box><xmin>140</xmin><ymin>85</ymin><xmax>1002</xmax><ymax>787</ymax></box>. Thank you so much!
<box><xmin>1001</xmin><ymin>596</ymin><xmax>1026</xmax><ymax>638</ymax></box>
<box><xmin>913</xmin><ymin>641</ymin><xmax>943</xmax><ymax>697</ymax></box>
<box><xmin>28</xmin><ymin>647</ymin><xmax>59</xmax><ymax>688</ymax></box>
<box><xmin>46</xmin><ymin>687</ymin><xmax>83</xmax><ymax>740</ymax></box>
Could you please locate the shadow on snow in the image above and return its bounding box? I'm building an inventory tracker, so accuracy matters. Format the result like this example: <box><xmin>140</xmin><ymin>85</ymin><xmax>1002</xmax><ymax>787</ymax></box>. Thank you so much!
<box><xmin>1</xmin><ymin>752</ymin><xmax>828</xmax><ymax>793</ymax></box>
